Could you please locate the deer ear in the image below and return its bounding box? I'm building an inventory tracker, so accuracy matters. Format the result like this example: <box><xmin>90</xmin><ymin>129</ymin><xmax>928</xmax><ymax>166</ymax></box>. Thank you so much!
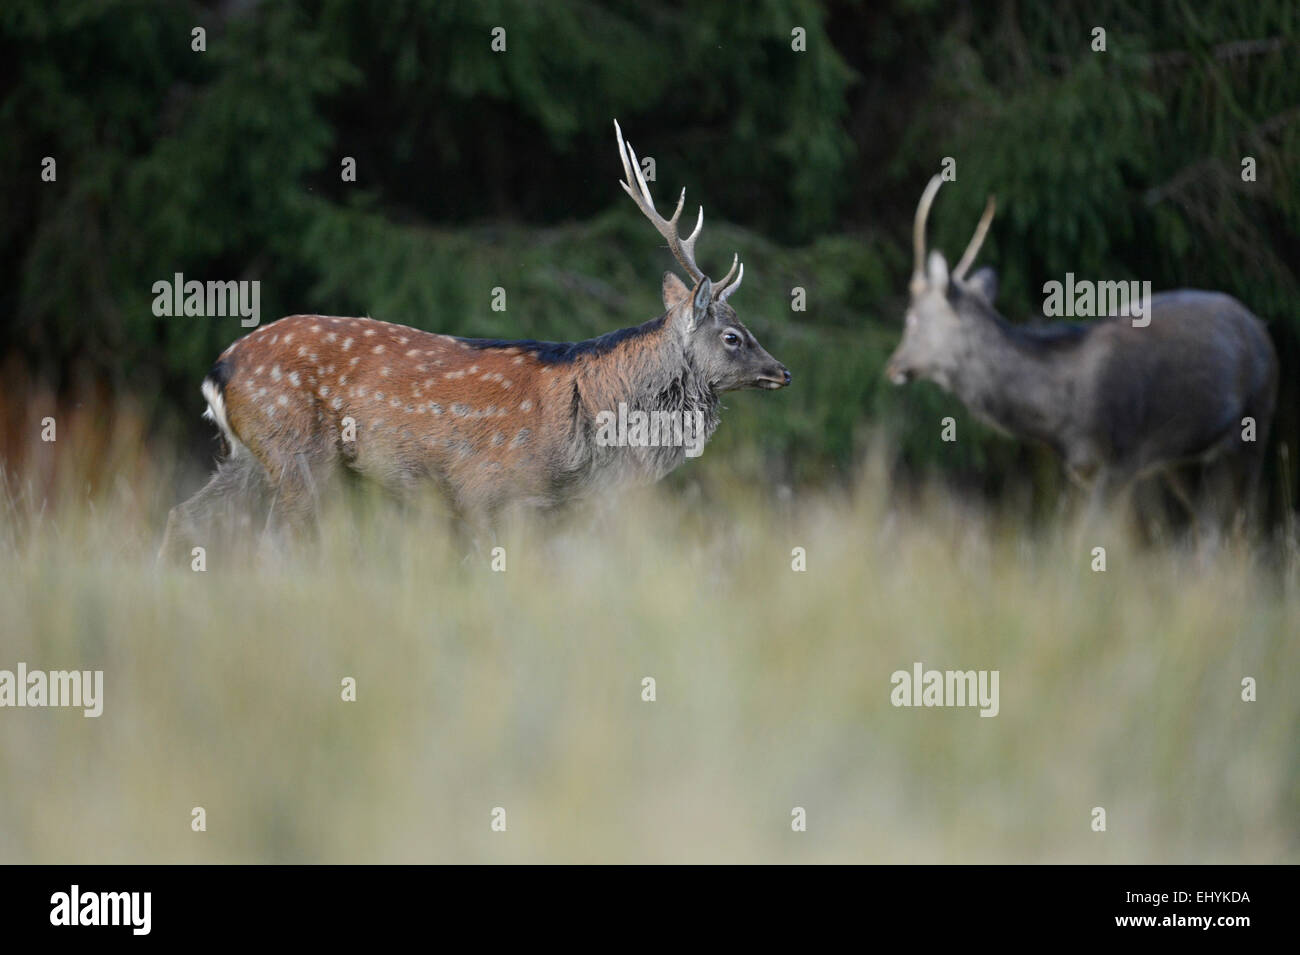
<box><xmin>927</xmin><ymin>251</ymin><xmax>949</xmax><ymax>293</ymax></box>
<box><xmin>687</xmin><ymin>277</ymin><xmax>713</xmax><ymax>329</ymax></box>
<box><xmin>662</xmin><ymin>272</ymin><xmax>691</xmax><ymax>311</ymax></box>
<box><xmin>965</xmin><ymin>266</ymin><xmax>998</xmax><ymax>305</ymax></box>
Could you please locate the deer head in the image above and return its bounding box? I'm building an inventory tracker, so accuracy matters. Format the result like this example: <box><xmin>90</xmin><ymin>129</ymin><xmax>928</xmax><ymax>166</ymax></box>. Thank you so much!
<box><xmin>615</xmin><ymin>120</ymin><xmax>791</xmax><ymax>393</ymax></box>
<box><xmin>885</xmin><ymin>175</ymin><xmax>998</xmax><ymax>392</ymax></box>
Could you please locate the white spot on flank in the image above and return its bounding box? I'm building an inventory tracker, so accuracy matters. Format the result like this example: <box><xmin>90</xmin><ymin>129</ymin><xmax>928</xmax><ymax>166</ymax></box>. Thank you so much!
<box><xmin>289</xmin><ymin>371</ymin><xmax>300</xmax><ymax>387</ymax></box>
<box><xmin>380</xmin><ymin>367</ymin><xmax>390</xmax><ymax>377</ymax></box>
<box><xmin>364</xmin><ymin>329</ymin><xmax>376</xmax><ymax>337</ymax></box>
<box><xmin>342</xmin><ymin>337</ymin><xmax>353</xmax><ymax>351</ymax></box>
<box><xmin>277</xmin><ymin>395</ymin><xmax>288</xmax><ymax>406</ymax></box>
<box><xmin>520</xmin><ymin>399</ymin><xmax>533</xmax><ymax>412</ymax></box>
<box><xmin>271</xmin><ymin>365</ymin><xmax>282</xmax><ymax>381</ymax></box>
<box><xmin>373</xmin><ymin>345</ymin><xmax>385</xmax><ymax>354</ymax></box>
<box><xmin>331</xmin><ymin>397</ymin><xmax>342</xmax><ymax>410</ymax></box>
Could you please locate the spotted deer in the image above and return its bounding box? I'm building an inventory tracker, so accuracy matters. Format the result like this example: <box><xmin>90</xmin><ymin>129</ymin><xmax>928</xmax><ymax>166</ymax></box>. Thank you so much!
<box><xmin>886</xmin><ymin>175</ymin><xmax>1278</xmax><ymax>529</ymax></box>
<box><xmin>159</xmin><ymin>121</ymin><xmax>790</xmax><ymax>561</ymax></box>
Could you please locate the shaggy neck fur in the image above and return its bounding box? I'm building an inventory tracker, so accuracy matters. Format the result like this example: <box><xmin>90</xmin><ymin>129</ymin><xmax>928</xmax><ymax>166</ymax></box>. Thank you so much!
<box><xmin>567</xmin><ymin>312</ymin><xmax>720</xmax><ymax>487</ymax></box>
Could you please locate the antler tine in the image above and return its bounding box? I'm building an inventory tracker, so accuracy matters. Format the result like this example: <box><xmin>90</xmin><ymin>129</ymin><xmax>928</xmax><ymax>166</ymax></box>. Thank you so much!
<box><xmin>614</xmin><ymin>119</ymin><xmax>706</xmax><ymax>283</ymax></box>
<box><xmin>952</xmin><ymin>195</ymin><xmax>997</xmax><ymax>282</ymax></box>
<box><xmin>716</xmin><ymin>253</ymin><xmax>740</xmax><ymax>288</ymax></box>
<box><xmin>912</xmin><ymin>174</ymin><xmax>944</xmax><ymax>292</ymax></box>
<box><xmin>717</xmin><ymin>261</ymin><xmax>744</xmax><ymax>304</ymax></box>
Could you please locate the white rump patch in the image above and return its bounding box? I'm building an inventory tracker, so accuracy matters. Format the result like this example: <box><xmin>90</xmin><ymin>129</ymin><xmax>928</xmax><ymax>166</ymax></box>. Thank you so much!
<box><xmin>201</xmin><ymin>376</ymin><xmax>247</xmax><ymax>456</ymax></box>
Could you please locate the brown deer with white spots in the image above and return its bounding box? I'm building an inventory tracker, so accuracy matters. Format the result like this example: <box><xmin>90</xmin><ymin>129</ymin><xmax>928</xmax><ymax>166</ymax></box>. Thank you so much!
<box><xmin>159</xmin><ymin>121</ymin><xmax>790</xmax><ymax>562</ymax></box>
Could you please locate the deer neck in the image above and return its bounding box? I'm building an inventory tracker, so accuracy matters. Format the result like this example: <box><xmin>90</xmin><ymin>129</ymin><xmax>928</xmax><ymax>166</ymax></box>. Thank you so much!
<box><xmin>568</xmin><ymin>318</ymin><xmax>720</xmax><ymax>485</ymax></box>
<box><xmin>943</xmin><ymin>313</ymin><xmax>1079</xmax><ymax>449</ymax></box>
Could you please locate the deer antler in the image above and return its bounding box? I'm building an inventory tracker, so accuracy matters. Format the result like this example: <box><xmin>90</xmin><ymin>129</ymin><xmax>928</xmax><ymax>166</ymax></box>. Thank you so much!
<box><xmin>715</xmin><ymin>253</ymin><xmax>744</xmax><ymax>303</ymax></box>
<box><xmin>911</xmin><ymin>174</ymin><xmax>944</xmax><ymax>295</ymax></box>
<box><xmin>615</xmin><ymin>119</ymin><xmax>705</xmax><ymax>285</ymax></box>
<box><xmin>952</xmin><ymin>196</ymin><xmax>997</xmax><ymax>282</ymax></box>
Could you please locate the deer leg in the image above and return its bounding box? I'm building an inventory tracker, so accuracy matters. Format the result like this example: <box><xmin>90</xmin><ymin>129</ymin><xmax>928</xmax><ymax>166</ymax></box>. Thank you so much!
<box><xmin>1202</xmin><ymin>442</ymin><xmax>1265</xmax><ymax>542</ymax></box>
<box><xmin>1234</xmin><ymin>409</ymin><xmax>1272</xmax><ymax>534</ymax></box>
<box><xmin>1154</xmin><ymin>468</ymin><xmax>1204</xmax><ymax>548</ymax></box>
<box><xmin>455</xmin><ymin>502</ymin><xmax>502</xmax><ymax>567</ymax></box>
<box><xmin>1072</xmin><ymin>466</ymin><xmax>1131</xmax><ymax>555</ymax></box>
<box><xmin>1084</xmin><ymin>466</ymin><xmax>1136</xmax><ymax>526</ymax></box>
<box><xmin>1161</xmin><ymin>469</ymin><xmax>1197</xmax><ymax>520</ymax></box>
<box><xmin>158</xmin><ymin>453</ymin><xmax>269</xmax><ymax>569</ymax></box>
<box><xmin>257</xmin><ymin>448</ymin><xmax>338</xmax><ymax>558</ymax></box>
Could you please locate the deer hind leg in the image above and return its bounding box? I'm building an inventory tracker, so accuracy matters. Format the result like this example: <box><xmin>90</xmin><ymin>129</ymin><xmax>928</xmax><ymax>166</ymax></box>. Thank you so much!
<box><xmin>1234</xmin><ymin>398</ymin><xmax>1274</xmax><ymax>534</ymax></box>
<box><xmin>1201</xmin><ymin>438</ymin><xmax>1268</xmax><ymax>541</ymax></box>
<box><xmin>258</xmin><ymin>447</ymin><xmax>340</xmax><ymax>556</ymax></box>
<box><xmin>158</xmin><ymin>452</ymin><xmax>270</xmax><ymax>569</ymax></box>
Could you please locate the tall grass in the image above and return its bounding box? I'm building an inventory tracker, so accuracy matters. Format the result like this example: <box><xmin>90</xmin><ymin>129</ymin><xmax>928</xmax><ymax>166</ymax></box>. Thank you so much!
<box><xmin>0</xmin><ymin>408</ymin><xmax>1296</xmax><ymax>863</ymax></box>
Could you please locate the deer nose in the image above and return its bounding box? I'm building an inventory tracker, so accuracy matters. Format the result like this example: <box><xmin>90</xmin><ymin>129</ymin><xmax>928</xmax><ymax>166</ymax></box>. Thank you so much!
<box><xmin>782</xmin><ymin>368</ymin><xmax>792</xmax><ymax>385</ymax></box>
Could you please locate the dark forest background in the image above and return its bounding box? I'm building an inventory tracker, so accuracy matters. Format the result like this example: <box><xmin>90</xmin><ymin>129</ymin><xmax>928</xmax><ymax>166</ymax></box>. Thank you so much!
<box><xmin>2</xmin><ymin>0</ymin><xmax>1297</xmax><ymax>513</ymax></box>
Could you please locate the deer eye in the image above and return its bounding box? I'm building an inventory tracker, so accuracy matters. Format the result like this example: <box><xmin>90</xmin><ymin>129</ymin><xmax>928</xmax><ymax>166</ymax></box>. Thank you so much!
<box><xmin>722</xmin><ymin>330</ymin><xmax>742</xmax><ymax>348</ymax></box>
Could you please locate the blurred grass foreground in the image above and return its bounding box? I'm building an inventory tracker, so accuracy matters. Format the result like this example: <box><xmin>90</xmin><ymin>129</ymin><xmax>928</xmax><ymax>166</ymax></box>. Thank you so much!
<box><xmin>0</xmin><ymin>406</ymin><xmax>1297</xmax><ymax>864</ymax></box>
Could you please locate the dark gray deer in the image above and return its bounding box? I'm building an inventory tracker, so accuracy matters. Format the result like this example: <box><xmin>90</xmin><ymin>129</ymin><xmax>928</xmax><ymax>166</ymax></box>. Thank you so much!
<box><xmin>886</xmin><ymin>175</ymin><xmax>1278</xmax><ymax>529</ymax></box>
